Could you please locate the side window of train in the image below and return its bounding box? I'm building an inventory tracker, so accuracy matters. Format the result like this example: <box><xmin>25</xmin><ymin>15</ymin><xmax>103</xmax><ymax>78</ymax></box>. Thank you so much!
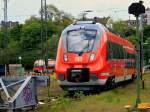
<box><xmin>118</xmin><ymin>45</ymin><xmax>124</xmax><ymax>59</ymax></box>
<box><xmin>106</xmin><ymin>40</ymin><xmax>113</xmax><ymax>60</ymax></box>
<box><xmin>110</xmin><ymin>42</ymin><xmax>124</xmax><ymax>59</ymax></box>
<box><xmin>107</xmin><ymin>41</ymin><xmax>128</xmax><ymax>60</ymax></box>
<box><xmin>126</xmin><ymin>53</ymin><xmax>136</xmax><ymax>67</ymax></box>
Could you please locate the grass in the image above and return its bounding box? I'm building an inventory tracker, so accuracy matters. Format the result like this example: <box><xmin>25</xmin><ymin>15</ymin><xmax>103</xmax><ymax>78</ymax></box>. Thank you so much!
<box><xmin>32</xmin><ymin>73</ymin><xmax>150</xmax><ymax>112</ymax></box>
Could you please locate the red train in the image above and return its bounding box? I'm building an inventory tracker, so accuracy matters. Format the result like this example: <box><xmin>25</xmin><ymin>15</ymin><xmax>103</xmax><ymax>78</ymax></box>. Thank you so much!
<box><xmin>33</xmin><ymin>59</ymin><xmax>45</xmax><ymax>73</ymax></box>
<box><xmin>33</xmin><ymin>59</ymin><xmax>55</xmax><ymax>74</ymax></box>
<box><xmin>55</xmin><ymin>21</ymin><xmax>136</xmax><ymax>91</ymax></box>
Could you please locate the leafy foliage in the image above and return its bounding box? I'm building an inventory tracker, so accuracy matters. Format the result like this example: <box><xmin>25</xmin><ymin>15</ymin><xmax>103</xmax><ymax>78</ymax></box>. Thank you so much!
<box><xmin>112</xmin><ymin>20</ymin><xmax>128</xmax><ymax>37</ymax></box>
<box><xmin>144</xmin><ymin>25</ymin><xmax>150</xmax><ymax>42</ymax></box>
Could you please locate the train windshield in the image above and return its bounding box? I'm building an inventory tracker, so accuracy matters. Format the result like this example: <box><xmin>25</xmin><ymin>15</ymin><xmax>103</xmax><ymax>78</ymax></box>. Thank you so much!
<box><xmin>67</xmin><ymin>30</ymin><xmax>97</xmax><ymax>53</ymax></box>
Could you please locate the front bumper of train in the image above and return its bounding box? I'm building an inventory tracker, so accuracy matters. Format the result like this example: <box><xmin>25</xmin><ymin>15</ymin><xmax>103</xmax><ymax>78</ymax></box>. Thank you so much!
<box><xmin>58</xmin><ymin>79</ymin><xmax>107</xmax><ymax>91</ymax></box>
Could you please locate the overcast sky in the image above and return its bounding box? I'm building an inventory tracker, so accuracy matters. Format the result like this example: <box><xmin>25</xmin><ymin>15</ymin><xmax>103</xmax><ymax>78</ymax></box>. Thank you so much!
<box><xmin>0</xmin><ymin>0</ymin><xmax>150</xmax><ymax>23</ymax></box>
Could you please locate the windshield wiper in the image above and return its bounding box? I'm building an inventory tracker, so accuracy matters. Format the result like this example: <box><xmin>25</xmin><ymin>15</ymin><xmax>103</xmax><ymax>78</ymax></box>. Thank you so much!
<box><xmin>82</xmin><ymin>40</ymin><xmax>90</xmax><ymax>52</ymax></box>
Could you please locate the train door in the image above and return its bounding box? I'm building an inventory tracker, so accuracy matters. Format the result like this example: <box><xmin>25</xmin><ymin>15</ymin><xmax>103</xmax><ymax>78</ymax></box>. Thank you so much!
<box><xmin>109</xmin><ymin>42</ymin><xmax>123</xmax><ymax>83</ymax></box>
<box><xmin>107</xmin><ymin>40</ymin><xmax>119</xmax><ymax>85</ymax></box>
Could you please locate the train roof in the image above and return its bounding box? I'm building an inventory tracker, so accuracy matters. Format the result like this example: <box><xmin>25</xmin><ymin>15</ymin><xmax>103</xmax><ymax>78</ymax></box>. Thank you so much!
<box><xmin>61</xmin><ymin>21</ymin><xmax>136</xmax><ymax>53</ymax></box>
<box><xmin>62</xmin><ymin>21</ymin><xmax>108</xmax><ymax>33</ymax></box>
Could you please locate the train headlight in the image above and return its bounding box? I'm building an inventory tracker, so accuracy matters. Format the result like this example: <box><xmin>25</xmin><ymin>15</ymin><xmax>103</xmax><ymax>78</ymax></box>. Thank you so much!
<box><xmin>58</xmin><ymin>74</ymin><xmax>65</xmax><ymax>81</ymax></box>
<box><xmin>89</xmin><ymin>53</ymin><xmax>95</xmax><ymax>61</ymax></box>
<box><xmin>91</xmin><ymin>74</ymin><xmax>98</xmax><ymax>81</ymax></box>
<box><xmin>64</xmin><ymin>54</ymin><xmax>68</xmax><ymax>62</ymax></box>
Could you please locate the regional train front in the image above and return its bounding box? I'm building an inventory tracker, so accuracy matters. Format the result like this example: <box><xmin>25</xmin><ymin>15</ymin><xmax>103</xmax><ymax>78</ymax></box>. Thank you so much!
<box><xmin>55</xmin><ymin>21</ymin><xmax>108</xmax><ymax>91</ymax></box>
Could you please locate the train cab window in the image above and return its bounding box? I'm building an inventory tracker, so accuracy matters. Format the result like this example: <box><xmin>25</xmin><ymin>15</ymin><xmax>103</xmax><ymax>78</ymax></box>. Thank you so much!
<box><xmin>67</xmin><ymin>30</ymin><xmax>97</xmax><ymax>53</ymax></box>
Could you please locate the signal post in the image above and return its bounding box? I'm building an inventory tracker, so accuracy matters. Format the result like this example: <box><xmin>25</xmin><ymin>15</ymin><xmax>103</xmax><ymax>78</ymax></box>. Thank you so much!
<box><xmin>128</xmin><ymin>0</ymin><xmax>146</xmax><ymax>109</ymax></box>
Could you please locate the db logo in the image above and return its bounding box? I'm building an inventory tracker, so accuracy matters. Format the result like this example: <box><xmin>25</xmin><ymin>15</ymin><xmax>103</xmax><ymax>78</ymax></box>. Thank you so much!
<box><xmin>75</xmin><ymin>57</ymin><xmax>82</xmax><ymax>62</ymax></box>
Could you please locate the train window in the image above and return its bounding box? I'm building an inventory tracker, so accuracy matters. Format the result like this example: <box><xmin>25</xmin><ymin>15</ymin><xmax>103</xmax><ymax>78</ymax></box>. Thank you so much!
<box><xmin>106</xmin><ymin>40</ymin><xmax>113</xmax><ymax>60</ymax></box>
<box><xmin>67</xmin><ymin>30</ymin><xmax>97</xmax><ymax>53</ymax></box>
<box><xmin>118</xmin><ymin>45</ymin><xmax>124</xmax><ymax>59</ymax></box>
<box><xmin>109</xmin><ymin>42</ymin><xmax>125</xmax><ymax>59</ymax></box>
<box><xmin>127</xmin><ymin>53</ymin><xmax>135</xmax><ymax>59</ymax></box>
<box><xmin>106</xmin><ymin>41</ymin><xmax>125</xmax><ymax>60</ymax></box>
<box><xmin>85</xmin><ymin>30</ymin><xmax>97</xmax><ymax>39</ymax></box>
<box><xmin>106</xmin><ymin>41</ymin><xmax>109</xmax><ymax>60</ymax></box>
<box><xmin>124</xmin><ymin>52</ymin><xmax>136</xmax><ymax>68</ymax></box>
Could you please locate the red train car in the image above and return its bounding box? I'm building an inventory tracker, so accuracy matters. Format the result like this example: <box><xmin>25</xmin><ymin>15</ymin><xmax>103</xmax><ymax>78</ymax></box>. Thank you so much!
<box><xmin>47</xmin><ymin>59</ymin><xmax>55</xmax><ymax>73</ymax></box>
<box><xmin>55</xmin><ymin>21</ymin><xmax>136</xmax><ymax>91</ymax></box>
<box><xmin>33</xmin><ymin>59</ymin><xmax>45</xmax><ymax>73</ymax></box>
<box><xmin>33</xmin><ymin>59</ymin><xmax>55</xmax><ymax>74</ymax></box>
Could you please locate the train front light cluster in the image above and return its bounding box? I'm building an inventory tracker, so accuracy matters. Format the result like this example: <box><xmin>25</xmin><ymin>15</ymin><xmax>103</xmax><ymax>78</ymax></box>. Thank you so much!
<box><xmin>58</xmin><ymin>74</ymin><xmax>65</xmax><ymax>81</ymax></box>
<box><xmin>91</xmin><ymin>74</ymin><xmax>98</xmax><ymax>81</ymax></box>
<box><xmin>63</xmin><ymin>54</ymin><xmax>68</xmax><ymax>62</ymax></box>
<box><xmin>89</xmin><ymin>53</ymin><xmax>95</xmax><ymax>61</ymax></box>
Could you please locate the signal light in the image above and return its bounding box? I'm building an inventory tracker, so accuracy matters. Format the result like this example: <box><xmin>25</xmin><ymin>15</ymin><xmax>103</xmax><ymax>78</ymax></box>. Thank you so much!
<box><xmin>128</xmin><ymin>2</ymin><xmax>145</xmax><ymax>17</ymax></box>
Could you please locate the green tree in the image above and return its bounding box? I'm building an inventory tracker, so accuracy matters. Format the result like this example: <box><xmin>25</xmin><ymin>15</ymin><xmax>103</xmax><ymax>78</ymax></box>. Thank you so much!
<box><xmin>7</xmin><ymin>39</ymin><xmax>21</xmax><ymax>63</ymax></box>
<box><xmin>144</xmin><ymin>25</ymin><xmax>150</xmax><ymax>42</ymax></box>
<box><xmin>40</xmin><ymin>4</ymin><xmax>60</xmax><ymax>21</ymax></box>
<box><xmin>47</xmin><ymin>34</ymin><xmax>59</xmax><ymax>58</ymax></box>
<box><xmin>0</xmin><ymin>31</ymin><xmax>5</xmax><ymax>49</ymax></box>
<box><xmin>25</xmin><ymin>16</ymin><xmax>41</xmax><ymax>25</ymax></box>
<box><xmin>9</xmin><ymin>24</ymin><xmax>22</xmax><ymax>41</ymax></box>
<box><xmin>124</xmin><ymin>27</ymin><xmax>136</xmax><ymax>37</ymax></box>
<box><xmin>58</xmin><ymin>11</ymin><xmax>74</xmax><ymax>27</ymax></box>
<box><xmin>112</xmin><ymin>20</ymin><xmax>128</xmax><ymax>37</ymax></box>
<box><xmin>98</xmin><ymin>17</ymin><xmax>111</xmax><ymax>25</ymax></box>
<box><xmin>127</xmin><ymin>35</ymin><xmax>137</xmax><ymax>45</ymax></box>
<box><xmin>40</xmin><ymin>4</ymin><xmax>73</xmax><ymax>25</ymax></box>
<box><xmin>144</xmin><ymin>39</ymin><xmax>149</xmax><ymax>64</ymax></box>
<box><xmin>21</xmin><ymin>17</ymin><xmax>41</xmax><ymax>49</ymax></box>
